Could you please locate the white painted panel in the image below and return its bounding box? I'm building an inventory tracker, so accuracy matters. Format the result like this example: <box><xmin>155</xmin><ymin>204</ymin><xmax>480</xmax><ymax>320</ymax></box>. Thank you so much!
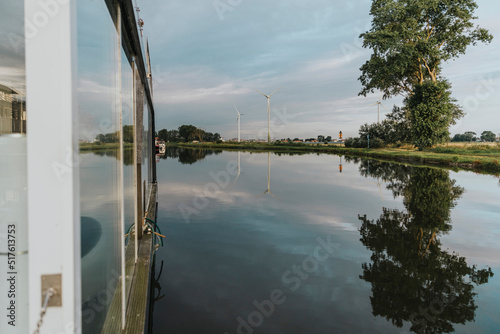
<box><xmin>25</xmin><ymin>0</ymin><xmax>81</xmax><ymax>332</ymax></box>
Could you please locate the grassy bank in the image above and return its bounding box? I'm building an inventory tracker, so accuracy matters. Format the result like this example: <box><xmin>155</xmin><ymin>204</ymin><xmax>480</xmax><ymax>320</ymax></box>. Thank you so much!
<box><xmin>167</xmin><ymin>141</ymin><xmax>500</xmax><ymax>174</ymax></box>
<box><xmin>79</xmin><ymin>142</ymin><xmax>133</xmax><ymax>151</ymax></box>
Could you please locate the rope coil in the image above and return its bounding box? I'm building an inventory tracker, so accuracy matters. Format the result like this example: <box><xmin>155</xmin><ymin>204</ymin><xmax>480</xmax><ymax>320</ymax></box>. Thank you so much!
<box><xmin>125</xmin><ymin>212</ymin><xmax>164</xmax><ymax>247</ymax></box>
<box><xmin>33</xmin><ymin>288</ymin><xmax>56</xmax><ymax>334</ymax></box>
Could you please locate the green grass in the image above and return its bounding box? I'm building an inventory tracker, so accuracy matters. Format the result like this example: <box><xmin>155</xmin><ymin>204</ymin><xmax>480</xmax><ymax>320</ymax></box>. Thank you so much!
<box><xmin>79</xmin><ymin>142</ymin><xmax>133</xmax><ymax>151</ymax></box>
<box><xmin>429</xmin><ymin>143</ymin><xmax>500</xmax><ymax>157</ymax></box>
<box><xmin>167</xmin><ymin>141</ymin><xmax>500</xmax><ymax>175</ymax></box>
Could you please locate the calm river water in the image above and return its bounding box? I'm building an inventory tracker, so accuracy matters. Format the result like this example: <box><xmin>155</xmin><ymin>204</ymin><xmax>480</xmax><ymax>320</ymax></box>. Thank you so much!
<box><xmin>150</xmin><ymin>148</ymin><xmax>500</xmax><ymax>334</ymax></box>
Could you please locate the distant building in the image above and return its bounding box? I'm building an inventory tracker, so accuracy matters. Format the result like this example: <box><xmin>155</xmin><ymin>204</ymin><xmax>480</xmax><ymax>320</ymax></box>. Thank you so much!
<box><xmin>0</xmin><ymin>84</ymin><xmax>26</xmax><ymax>134</ymax></box>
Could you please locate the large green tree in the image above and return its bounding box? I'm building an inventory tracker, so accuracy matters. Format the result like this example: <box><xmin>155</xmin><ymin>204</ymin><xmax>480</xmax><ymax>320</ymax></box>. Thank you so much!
<box><xmin>481</xmin><ymin>130</ymin><xmax>496</xmax><ymax>142</ymax></box>
<box><xmin>122</xmin><ymin>125</ymin><xmax>134</xmax><ymax>143</ymax></box>
<box><xmin>192</xmin><ymin>127</ymin><xmax>206</xmax><ymax>142</ymax></box>
<box><xmin>167</xmin><ymin>129</ymin><xmax>180</xmax><ymax>142</ymax></box>
<box><xmin>157</xmin><ymin>128</ymin><xmax>168</xmax><ymax>142</ymax></box>
<box><xmin>359</xmin><ymin>0</ymin><xmax>493</xmax><ymax>98</ymax></box>
<box><xmin>406</xmin><ymin>80</ymin><xmax>457</xmax><ymax>149</ymax></box>
<box><xmin>359</xmin><ymin>0</ymin><xmax>492</xmax><ymax>148</ymax></box>
<box><xmin>178</xmin><ymin>124</ymin><xmax>198</xmax><ymax>142</ymax></box>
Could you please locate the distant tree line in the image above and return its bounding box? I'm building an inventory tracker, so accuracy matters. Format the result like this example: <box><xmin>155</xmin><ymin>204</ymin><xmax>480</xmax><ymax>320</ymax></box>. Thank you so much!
<box><xmin>304</xmin><ymin>135</ymin><xmax>333</xmax><ymax>142</ymax></box>
<box><xmin>345</xmin><ymin>104</ymin><xmax>498</xmax><ymax>148</ymax></box>
<box><xmin>276</xmin><ymin>135</ymin><xmax>338</xmax><ymax>143</ymax></box>
<box><xmin>95</xmin><ymin>125</ymin><xmax>134</xmax><ymax>144</ymax></box>
<box><xmin>156</xmin><ymin>125</ymin><xmax>221</xmax><ymax>143</ymax></box>
<box><xmin>451</xmin><ymin>131</ymin><xmax>497</xmax><ymax>142</ymax></box>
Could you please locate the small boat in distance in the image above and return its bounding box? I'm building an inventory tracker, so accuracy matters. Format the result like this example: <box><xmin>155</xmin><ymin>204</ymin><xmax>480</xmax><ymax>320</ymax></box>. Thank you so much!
<box><xmin>155</xmin><ymin>137</ymin><xmax>166</xmax><ymax>154</ymax></box>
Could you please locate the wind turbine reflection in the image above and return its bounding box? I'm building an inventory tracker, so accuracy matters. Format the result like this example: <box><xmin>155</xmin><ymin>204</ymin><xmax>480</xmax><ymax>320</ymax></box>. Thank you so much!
<box><xmin>257</xmin><ymin>152</ymin><xmax>279</xmax><ymax>200</ymax></box>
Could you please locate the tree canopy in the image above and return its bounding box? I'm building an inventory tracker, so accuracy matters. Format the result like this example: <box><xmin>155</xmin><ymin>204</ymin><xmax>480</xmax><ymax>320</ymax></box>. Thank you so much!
<box><xmin>357</xmin><ymin>0</ymin><xmax>493</xmax><ymax>149</ymax></box>
<box><xmin>406</xmin><ymin>80</ymin><xmax>458</xmax><ymax>148</ymax></box>
<box><xmin>480</xmin><ymin>130</ymin><xmax>496</xmax><ymax>142</ymax></box>
<box><xmin>359</xmin><ymin>0</ymin><xmax>493</xmax><ymax>98</ymax></box>
<box><xmin>451</xmin><ymin>131</ymin><xmax>477</xmax><ymax>142</ymax></box>
<box><xmin>95</xmin><ymin>125</ymin><xmax>133</xmax><ymax>144</ymax></box>
<box><xmin>178</xmin><ymin>124</ymin><xmax>198</xmax><ymax>142</ymax></box>
<box><xmin>157</xmin><ymin>125</ymin><xmax>220</xmax><ymax>143</ymax></box>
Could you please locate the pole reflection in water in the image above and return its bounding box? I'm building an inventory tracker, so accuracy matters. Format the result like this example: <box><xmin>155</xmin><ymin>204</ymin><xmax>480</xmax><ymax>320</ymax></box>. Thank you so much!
<box><xmin>257</xmin><ymin>152</ymin><xmax>278</xmax><ymax>199</ymax></box>
<box><xmin>234</xmin><ymin>151</ymin><xmax>241</xmax><ymax>184</ymax></box>
<box><xmin>147</xmin><ymin>258</ymin><xmax>165</xmax><ymax>334</ymax></box>
<box><xmin>357</xmin><ymin>161</ymin><xmax>494</xmax><ymax>333</ymax></box>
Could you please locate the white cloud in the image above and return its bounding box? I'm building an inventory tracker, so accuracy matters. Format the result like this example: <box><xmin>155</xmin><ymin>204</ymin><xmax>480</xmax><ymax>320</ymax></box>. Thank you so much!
<box><xmin>141</xmin><ymin>0</ymin><xmax>500</xmax><ymax>138</ymax></box>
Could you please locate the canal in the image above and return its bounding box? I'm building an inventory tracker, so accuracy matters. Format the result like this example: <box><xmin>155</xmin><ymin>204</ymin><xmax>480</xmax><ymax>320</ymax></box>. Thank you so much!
<box><xmin>149</xmin><ymin>148</ymin><xmax>500</xmax><ymax>334</ymax></box>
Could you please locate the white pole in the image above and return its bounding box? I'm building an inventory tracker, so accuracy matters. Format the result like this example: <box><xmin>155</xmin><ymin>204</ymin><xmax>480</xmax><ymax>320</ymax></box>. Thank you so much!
<box><xmin>133</xmin><ymin>60</ymin><xmax>138</xmax><ymax>265</ymax></box>
<box><xmin>267</xmin><ymin>97</ymin><xmax>271</xmax><ymax>143</ymax></box>
<box><xmin>116</xmin><ymin>5</ymin><xmax>127</xmax><ymax>330</ymax></box>
<box><xmin>26</xmin><ymin>0</ymin><xmax>80</xmax><ymax>332</ymax></box>
<box><xmin>377</xmin><ymin>103</ymin><xmax>380</xmax><ymax>124</ymax></box>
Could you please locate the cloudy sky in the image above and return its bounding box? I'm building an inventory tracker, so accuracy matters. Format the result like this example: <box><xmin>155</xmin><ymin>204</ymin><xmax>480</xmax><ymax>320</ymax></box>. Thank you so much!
<box><xmin>138</xmin><ymin>0</ymin><xmax>500</xmax><ymax>140</ymax></box>
<box><xmin>0</xmin><ymin>2</ymin><xmax>26</xmax><ymax>94</ymax></box>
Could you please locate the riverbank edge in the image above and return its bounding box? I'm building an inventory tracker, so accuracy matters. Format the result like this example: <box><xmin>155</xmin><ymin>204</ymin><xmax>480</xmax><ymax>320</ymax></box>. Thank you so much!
<box><xmin>167</xmin><ymin>142</ymin><xmax>500</xmax><ymax>175</ymax></box>
<box><xmin>80</xmin><ymin>143</ymin><xmax>133</xmax><ymax>151</ymax></box>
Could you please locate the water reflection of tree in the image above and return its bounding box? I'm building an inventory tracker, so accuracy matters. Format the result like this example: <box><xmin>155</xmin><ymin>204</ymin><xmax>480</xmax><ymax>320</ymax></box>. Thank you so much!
<box><xmin>161</xmin><ymin>147</ymin><xmax>222</xmax><ymax>165</ymax></box>
<box><xmin>357</xmin><ymin>161</ymin><xmax>494</xmax><ymax>333</ymax></box>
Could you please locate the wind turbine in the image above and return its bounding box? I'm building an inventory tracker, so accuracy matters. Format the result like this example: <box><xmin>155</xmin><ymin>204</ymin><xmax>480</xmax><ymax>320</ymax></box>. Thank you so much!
<box><xmin>369</xmin><ymin>93</ymin><xmax>389</xmax><ymax>123</ymax></box>
<box><xmin>234</xmin><ymin>106</ymin><xmax>244</xmax><ymax>142</ymax></box>
<box><xmin>369</xmin><ymin>177</ymin><xmax>384</xmax><ymax>199</ymax></box>
<box><xmin>256</xmin><ymin>87</ymin><xmax>281</xmax><ymax>143</ymax></box>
